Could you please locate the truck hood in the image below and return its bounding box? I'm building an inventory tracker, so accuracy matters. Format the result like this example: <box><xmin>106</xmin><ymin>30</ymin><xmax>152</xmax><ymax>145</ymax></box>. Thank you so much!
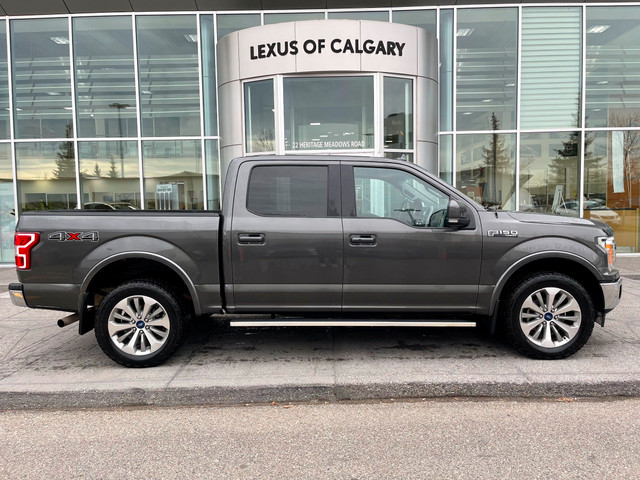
<box><xmin>506</xmin><ymin>212</ymin><xmax>613</xmax><ymax>235</ymax></box>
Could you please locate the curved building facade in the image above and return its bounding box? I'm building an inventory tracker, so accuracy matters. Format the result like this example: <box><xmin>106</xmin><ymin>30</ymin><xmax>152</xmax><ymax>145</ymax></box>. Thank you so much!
<box><xmin>0</xmin><ymin>2</ymin><xmax>639</xmax><ymax>263</ymax></box>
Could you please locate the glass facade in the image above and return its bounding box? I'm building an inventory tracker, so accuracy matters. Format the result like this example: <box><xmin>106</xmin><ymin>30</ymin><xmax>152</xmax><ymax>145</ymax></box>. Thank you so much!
<box><xmin>0</xmin><ymin>4</ymin><xmax>639</xmax><ymax>263</ymax></box>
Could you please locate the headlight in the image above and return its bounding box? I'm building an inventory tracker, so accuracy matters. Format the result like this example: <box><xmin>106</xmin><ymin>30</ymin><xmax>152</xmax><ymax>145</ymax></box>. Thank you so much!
<box><xmin>597</xmin><ymin>236</ymin><xmax>616</xmax><ymax>272</ymax></box>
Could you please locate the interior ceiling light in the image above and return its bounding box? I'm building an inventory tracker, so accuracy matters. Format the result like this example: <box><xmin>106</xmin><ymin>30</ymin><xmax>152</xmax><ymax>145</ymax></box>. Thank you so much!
<box><xmin>587</xmin><ymin>25</ymin><xmax>610</xmax><ymax>34</ymax></box>
<box><xmin>50</xmin><ymin>36</ymin><xmax>69</xmax><ymax>45</ymax></box>
<box><xmin>456</xmin><ymin>28</ymin><xmax>475</xmax><ymax>37</ymax></box>
<box><xmin>597</xmin><ymin>81</ymin><xmax>609</xmax><ymax>85</ymax></box>
<box><xmin>47</xmin><ymin>92</ymin><xmax>61</xmax><ymax>96</ymax></box>
<box><xmin>183</xmin><ymin>33</ymin><xmax>198</xmax><ymax>43</ymax></box>
<box><xmin>463</xmin><ymin>112</ymin><xmax>473</xmax><ymax>115</ymax></box>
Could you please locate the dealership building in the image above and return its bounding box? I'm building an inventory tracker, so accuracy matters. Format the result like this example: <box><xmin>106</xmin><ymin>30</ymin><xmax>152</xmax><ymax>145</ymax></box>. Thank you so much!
<box><xmin>0</xmin><ymin>1</ymin><xmax>638</xmax><ymax>264</ymax></box>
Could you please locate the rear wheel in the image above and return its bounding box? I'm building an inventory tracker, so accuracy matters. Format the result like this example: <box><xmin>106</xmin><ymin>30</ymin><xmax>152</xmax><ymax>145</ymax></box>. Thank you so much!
<box><xmin>95</xmin><ymin>281</ymin><xmax>186</xmax><ymax>367</ymax></box>
<box><xmin>503</xmin><ymin>272</ymin><xmax>595</xmax><ymax>359</ymax></box>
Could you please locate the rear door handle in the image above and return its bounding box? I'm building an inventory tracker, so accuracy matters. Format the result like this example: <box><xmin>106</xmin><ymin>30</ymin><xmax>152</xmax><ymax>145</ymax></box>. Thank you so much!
<box><xmin>238</xmin><ymin>233</ymin><xmax>265</xmax><ymax>245</ymax></box>
<box><xmin>349</xmin><ymin>234</ymin><xmax>376</xmax><ymax>246</ymax></box>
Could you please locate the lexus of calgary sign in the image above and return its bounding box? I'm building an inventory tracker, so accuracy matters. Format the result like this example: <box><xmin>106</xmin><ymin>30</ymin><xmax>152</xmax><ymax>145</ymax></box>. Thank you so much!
<box><xmin>250</xmin><ymin>38</ymin><xmax>407</xmax><ymax>60</ymax></box>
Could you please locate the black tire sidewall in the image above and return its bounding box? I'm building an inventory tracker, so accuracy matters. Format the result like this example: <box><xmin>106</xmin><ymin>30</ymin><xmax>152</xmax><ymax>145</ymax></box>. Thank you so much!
<box><xmin>505</xmin><ymin>273</ymin><xmax>595</xmax><ymax>359</ymax></box>
<box><xmin>95</xmin><ymin>281</ymin><xmax>185</xmax><ymax>367</ymax></box>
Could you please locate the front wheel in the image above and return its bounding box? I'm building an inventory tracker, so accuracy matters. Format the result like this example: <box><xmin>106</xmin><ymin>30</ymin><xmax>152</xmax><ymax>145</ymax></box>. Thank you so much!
<box><xmin>503</xmin><ymin>272</ymin><xmax>595</xmax><ymax>360</ymax></box>
<box><xmin>95</xmin><ymin>281</ymin><xmax>186</xmax><ymax>367</ymax></box>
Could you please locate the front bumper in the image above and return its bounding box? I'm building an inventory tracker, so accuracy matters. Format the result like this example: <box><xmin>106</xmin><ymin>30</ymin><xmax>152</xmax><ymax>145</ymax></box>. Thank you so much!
<box><xmin>601</xmin><ymin>278</ymin><xmax>622</xmax><ymax>312</ymax></box>
<box><xmin>8</xmin><ymin>283</ymin><xmax>27</xmax><ymax>307</ymax></box>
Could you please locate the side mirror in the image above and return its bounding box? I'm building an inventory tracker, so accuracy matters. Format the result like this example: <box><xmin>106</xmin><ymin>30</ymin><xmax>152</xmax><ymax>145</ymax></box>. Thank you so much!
<box><xmin>446</xmin><ymin>199</ymin><xmax>471</xmax><ymax>228</ymax></box>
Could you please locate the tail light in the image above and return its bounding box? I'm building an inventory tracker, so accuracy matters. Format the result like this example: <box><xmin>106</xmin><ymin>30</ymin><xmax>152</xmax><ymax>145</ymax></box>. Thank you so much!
<box><xmin>15</xmin><ymin>232</ymin><xmax>39</xmax><ymax>270</ymax></box>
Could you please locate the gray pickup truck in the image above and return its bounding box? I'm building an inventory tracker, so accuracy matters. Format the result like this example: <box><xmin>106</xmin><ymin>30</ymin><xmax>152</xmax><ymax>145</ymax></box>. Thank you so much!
<box><xmin>10</xmin><ymin>156</ymin><xmax>622</xmax><ymax>367</ymax></box>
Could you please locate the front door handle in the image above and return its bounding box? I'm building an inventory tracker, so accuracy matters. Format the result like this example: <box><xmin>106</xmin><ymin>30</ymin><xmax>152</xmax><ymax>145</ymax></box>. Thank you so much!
<box><xmin>349</xmin><ymin>234</ymin><xmax>377</xmax><ymax>246</ymax></box>
<box><xmin>238</xmin><ymin>233</ymin><xmax>265</xmax><ymax>245</ymax></box>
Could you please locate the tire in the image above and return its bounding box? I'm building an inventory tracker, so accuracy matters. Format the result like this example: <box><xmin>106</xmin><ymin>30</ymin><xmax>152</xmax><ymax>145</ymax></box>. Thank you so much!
<box><xmin>95</xmin><ymin>281</ymin><xmax>186</xmax><ymax>367</ymax></box>
<box><xmin>503</xmin><ymin>272</ymin><xmax>595</xmax><ymax>360</ymax></box>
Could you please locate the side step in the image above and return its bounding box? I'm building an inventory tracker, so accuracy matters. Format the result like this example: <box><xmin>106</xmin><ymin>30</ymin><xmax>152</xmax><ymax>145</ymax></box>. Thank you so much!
<box><xmin>229</xmin><ymin>320</ymin><xmax>476</xmax><ymax>328</ymax></box>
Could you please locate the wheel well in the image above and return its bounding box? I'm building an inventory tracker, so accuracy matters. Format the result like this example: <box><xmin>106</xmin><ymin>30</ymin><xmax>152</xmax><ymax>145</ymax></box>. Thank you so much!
<box><xmin>500</xmin><ymin>258</ymin><xmax>605</xmax><ymax>313</ymax></box>
<box><xmin>85</xmin><ymin>258</ymin><xmax>195</xmax><ymax>316</ymax></box>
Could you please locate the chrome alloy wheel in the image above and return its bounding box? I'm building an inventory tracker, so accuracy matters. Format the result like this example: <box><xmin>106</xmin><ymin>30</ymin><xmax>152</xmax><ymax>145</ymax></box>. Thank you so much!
<box><xmin>518</xmin><ymin>287</ymin><xmax>582</xmax><ymax>349</ymax></box>
<box><xmin>107</xmin><ymin>295</ymin><xmax>170</xmax><ymax>356</ymax></box>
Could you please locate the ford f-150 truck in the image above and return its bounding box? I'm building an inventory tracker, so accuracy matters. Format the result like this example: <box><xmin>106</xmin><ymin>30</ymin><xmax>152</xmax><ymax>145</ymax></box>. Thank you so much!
<box><xmin>9</xmin><ymin>156</ymin><xmax>622</xmax><ymax>367</ymax></box>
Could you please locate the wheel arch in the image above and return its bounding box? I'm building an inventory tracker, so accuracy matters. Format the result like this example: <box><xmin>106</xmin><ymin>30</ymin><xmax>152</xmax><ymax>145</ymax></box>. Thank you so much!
<box><xmin>79</xmin><ymin>252</ymin><xmax>200</xmax><ymax>334</ymax></box>
<box><xmin>490</xmin><ymin>252</ymin><xmax>605</xmax><ymax>317</ymax></box>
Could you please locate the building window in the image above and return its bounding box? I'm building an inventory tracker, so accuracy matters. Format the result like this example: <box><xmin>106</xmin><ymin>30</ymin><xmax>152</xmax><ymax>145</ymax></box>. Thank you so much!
<box><xmin>142</xmin><ymin>140</ymin><xmax>202</xmax><ymax>210</ymax></box>
<box><xmin>73</xmin><ymin>17</ymin><xmax>137</xmax><ymax>138</ymax></box>
<box><xmin>520</xmin><ymin>132</ymin><xmax>581</xmax><ymax>215</ymax></box>
<box><xmin>585</xmin><ymin>131</ymin><xmax>640</xmax><ymax>253</ymax></box>
<box><xmin>456</xmin><ymin>8</ymin><xmax>517</xmax><ymax>131</ymax></box>
<box><xmin>11</xmin><ymin>18</ymin><xmax>73</xmax><ymax>139</ymax></box>
<box><xmin>384</xmin><ymin>77</ymin><xmax>413</xmax><ymax>153</ymax></box>
<box><xmin>0</xmin><ymin>144</ymin><xmax>14</xmax><ymax>262</ymax></box>
<box><xmin>79</xmin><ymin>141</ymin><xmax>140</xmax><ymax>209</ymax></box>
<box><xmin>283</xmin><ymin>76</ymin><xmax>374</xmax><ymax>152</ymax></box>
<box><xmin>457</xmin><ymin>133</ymin><xmax>516</xmax><ymax>210</ymax></box>
<box><xmin>244</xmin><ymin>79</ymin><xmax>275</xmax><ymax>154</ymax></box>
<box><xmin>264</xmin><ymin>13</ymin><xmax>325</xmax><ymax>25</ymax></box>
<box><xmin>520</xmin><ymin>7</ymin><xmax>582</xmax><ymax>129</ymax></box>
<box><xmin>137</xmin><ymin>15</ymin><xmax>201</xmax><ymax>137</ymax></box>
<box><xmin>16</xmin><ymin>142</ymin><xmax>77</xmax><ymax>212</ymax></box>
<box><xmin>205</xmin><ymin>139</ymin><xmax>220</xmax><ymax>210</ymax></box>
<box><xmin>586</xmin><ymin>7</ymin><xmax>640</xmax><ymax>129</ymax></box>
<box><xmin>392</xmin><ymin>9</ymin><xmax>436</xmax><ymax>35</ymax></box>
<box><xmin>0</xmin><ymin>22</ymin><xmax>10</xmax><ymax>139</ymax></box>
<box><xmin>327</xmin><ymin>11</ymin><xmax>389</xmax><ymax>22</ymax></box>
<box><xmin>217</xmin><ymin>14</ymin><xmax>260</xmax><ymax>41</ymax></box>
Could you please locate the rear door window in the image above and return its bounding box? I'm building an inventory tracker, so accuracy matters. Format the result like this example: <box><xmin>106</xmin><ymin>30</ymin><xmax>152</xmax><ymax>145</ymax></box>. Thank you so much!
<box><xmin>247</xmin><ymin>165</ymin><xmax>329</xmax><ymax>217</ymax></box>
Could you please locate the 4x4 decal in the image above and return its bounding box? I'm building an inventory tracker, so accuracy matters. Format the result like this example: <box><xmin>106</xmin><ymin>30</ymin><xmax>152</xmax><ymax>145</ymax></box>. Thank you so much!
<box><xmin>48</xmin><ymin>231</ymin><xmax>99</xmax><ymax>242</ymax></box>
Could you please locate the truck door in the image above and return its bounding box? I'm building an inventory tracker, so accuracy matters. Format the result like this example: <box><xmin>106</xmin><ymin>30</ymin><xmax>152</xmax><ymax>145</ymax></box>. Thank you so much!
<box><xmin>229</xmin><ymin>161</ymin><xmax>343</xmax><ymax>311</ymax></box>
<box><xmin>341</xmin><ymin>163</ymin><xmax>482</xmax><ymax>312</ymax></box>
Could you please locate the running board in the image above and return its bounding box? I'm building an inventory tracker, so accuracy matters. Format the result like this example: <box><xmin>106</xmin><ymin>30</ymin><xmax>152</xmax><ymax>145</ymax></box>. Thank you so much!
<box><xmin>229</xmin><ymin>320</ymin><xmax>476</xmax><ymax>328</ymax></box>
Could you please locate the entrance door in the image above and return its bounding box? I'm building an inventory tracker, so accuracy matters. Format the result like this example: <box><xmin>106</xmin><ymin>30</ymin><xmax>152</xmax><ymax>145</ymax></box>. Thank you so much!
<box><xmin>230</xmin><ymin>161</ymin><xmax>343</xmax><ymax>311</ymax></box>
<box><xmin>341</xmin><ymin>162</ymin><xmax>482</xmax><ymax>312</ymax></box>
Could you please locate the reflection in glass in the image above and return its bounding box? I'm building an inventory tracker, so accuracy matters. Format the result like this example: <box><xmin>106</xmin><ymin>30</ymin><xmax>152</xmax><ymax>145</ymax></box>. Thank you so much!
<box><xmin>586</xmin><ymin>7</ymin><xmax>640</xmax><ymax>128</ymax></box>
<box><xmin>16</xmin><ymin>142</ymin><xmax>77</xmax><ymax>212</ymax></box>
<box><xmin>11</xmin><ymin>18</ymin><xmax>73</xmax><ymax>139</ymax></box>
<box><xmin>0</xmin><ymin>22</ymin><xmax>10</xmax><ymax>139</ymax></box>
<box><xmin>74</xmin><ymin>17</ymin><xmax>137</xmax><ymax>138</ymax></box>
<box><xmin>520</xmin><ymin>132</ymin><xmax>581</xmax><ymax>215</ymax></box>
<box><xmin>439</xmin><ymin>134</ymin><xmax>453</xmax><ymax>185</ymax></box>
<box><xmin>79</xmin><ymin>141</ymin><xmax>140</xmax><ymax>209</ymax></box>
<box><xmin>439</xmin><ymin>10</ymin><xmax>453</xmax><ymax>132</ymax></box>
<box><xmin>392</xmin><ymin>10</ymin><xmax>436</xmax><ymax>34</ymax></box>
<box><xmin>217</xmin><ymin>14</ymin><xmax>260</xmax><ymax>41</ymax></box>
<box><xmin>205</xmin><ymin>140</ymin><xmax>220</xmax><ymax>210</ymax></box>
<box><xmin>245</xmin><ymin>80</ymin><xmax>275</xmax><ymax>153</ymax></box>
<box><xmin>201</xmin><ymin>15</ymin><xmax>217</xmax><ymax>136</ymax></box>
<box><xmin>284</xmin><ymin>77</ymin><xmax>374</xmax><ymax>151</ymax></box>
<box><xmin>143</xmin><ymin>140</ymin><xmax>203</xmax><ymax>210</ymax></box>
<box><xmin>264</xmin><ymin>13</ymin><xmax>325</xmax><ymax>25</ymax></box>
<box><xmin>137</xmin><ymin>16</ymin><xmax>200</xmax><ymax>137</ymax></box>
<box><xmin>327</xmin><ymin>11</ymin><xmax>388</xmax><ymax>22</ymax></box>
<box><xmin>585</xmin><ymin>131</ymin><xmax>640</xmax><ymax>252</ymax></box>
<box><xmin>521</xmin><ymin>7</ymin><xmax>582</xmax><ymax>129</ymax></box>
<box><xmin>456</xmin><ymin>8</ymin><xmax>517</xmax><ymax>131</ymax></box>
<box><xmin>384</xmin><ymin>77</ymin><xmax>413</xmax><ymax>151</ymax></box>
<box><xmin>456</xmin><ymin>133</ymin><xmax>516</xmax><ymax>210</ymax></box>
<box><xmin>0</xmin><ymin>144</ymin><xmax>14</xmax><ymax>262</ymax></box>
<box><xmin>384</xmin><ymin>152</ymin><xmax>413</xmax><ymax>163</ymax></box>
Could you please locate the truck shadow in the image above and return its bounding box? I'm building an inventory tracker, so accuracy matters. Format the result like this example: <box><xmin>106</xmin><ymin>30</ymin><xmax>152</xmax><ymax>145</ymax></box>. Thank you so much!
<box><xmin>179</xmin><ymin>316</ymin><xmax>513</xmax><ymax>365</ymax></box>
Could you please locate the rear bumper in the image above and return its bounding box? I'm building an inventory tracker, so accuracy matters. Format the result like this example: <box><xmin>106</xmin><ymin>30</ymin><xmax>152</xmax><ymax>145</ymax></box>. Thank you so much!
<box><xmin>601</xmin><ymin>278</ymin><xmax>622</xmax><ymax>312</ymax></box>
<box><xmin>8</xmin><ymin>283</ymin><xmax>27</xmax><ymax>307</ymax></box>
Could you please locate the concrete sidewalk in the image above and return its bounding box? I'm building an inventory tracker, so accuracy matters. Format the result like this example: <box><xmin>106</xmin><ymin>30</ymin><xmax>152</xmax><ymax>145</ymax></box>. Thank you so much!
<box><xmin>0</xmin><ymin>257</ymin><xmax>639</xmax><ymax>410</ymax></box>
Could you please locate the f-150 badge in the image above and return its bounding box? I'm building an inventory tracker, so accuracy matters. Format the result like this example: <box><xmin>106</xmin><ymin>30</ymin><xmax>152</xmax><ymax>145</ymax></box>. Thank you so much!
<box><xmin>48</xmin><ymin>231</ymin><xmax>99</xmax><ymax>242</ymax></box>
<box><xmin>488</xmin><ymin>230</ymin><xmax>518</xmax><ymax>237</ymax></box>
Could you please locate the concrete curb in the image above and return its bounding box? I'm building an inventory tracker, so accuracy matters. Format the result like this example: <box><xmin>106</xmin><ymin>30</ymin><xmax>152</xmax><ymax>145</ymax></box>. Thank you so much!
<box><xmin>2</xmin><ymin>380</ymin><xmax>640</xmax><ymax>410</ymax></box>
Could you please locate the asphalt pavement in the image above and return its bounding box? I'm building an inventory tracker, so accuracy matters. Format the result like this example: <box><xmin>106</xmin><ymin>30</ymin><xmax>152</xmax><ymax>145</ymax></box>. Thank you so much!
<box><xmin>0</xmin><ymin>257</ymin><xmax>639</xmax><ymax>410</ymax></box>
